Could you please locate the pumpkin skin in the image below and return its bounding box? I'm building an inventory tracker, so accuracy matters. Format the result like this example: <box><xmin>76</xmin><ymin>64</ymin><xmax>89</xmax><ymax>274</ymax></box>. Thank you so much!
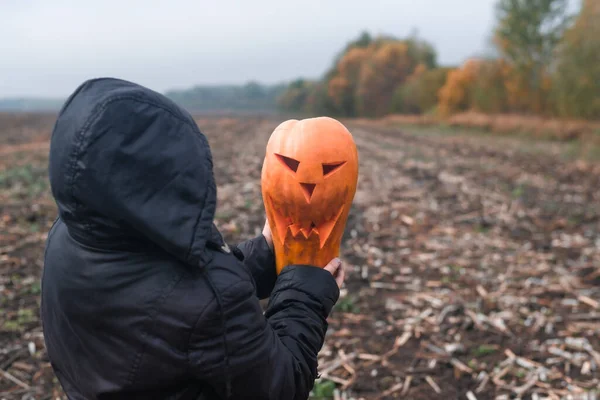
<box><xmin>261</xmin><ymin>117</ymin><xmax>359</xmax><ymax>274</ymax></box>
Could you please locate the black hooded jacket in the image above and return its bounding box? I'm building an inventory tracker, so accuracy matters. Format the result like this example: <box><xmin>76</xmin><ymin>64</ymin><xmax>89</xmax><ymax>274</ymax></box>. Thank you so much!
<box><xmin>40</xmin><ymin>78</ymin><xmax>340</xmax><ymax>400</ymax></box>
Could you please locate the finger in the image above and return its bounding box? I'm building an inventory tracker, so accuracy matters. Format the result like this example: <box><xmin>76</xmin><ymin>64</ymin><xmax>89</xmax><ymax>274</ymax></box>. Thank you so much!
<box><xmin>323</xmin><ymin>258</ymin><xmax>341</xmax><ymax>276</ymax></box>
<box><xmin>335</xmin><ymin>262</ymin><xmax>345</xmax><ymax>288</ymax></box>
<box><xmin>262</xmin><ymin>221</ymin><xmax>274</xmax><ymax>250</ymax></box>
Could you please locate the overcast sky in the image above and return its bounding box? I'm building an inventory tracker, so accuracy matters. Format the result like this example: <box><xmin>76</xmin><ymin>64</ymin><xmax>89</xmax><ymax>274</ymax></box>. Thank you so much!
<box><xmin>1</xmin><ymin>0</ymin><xmax>515</xmax><ymax>97</ymax></box>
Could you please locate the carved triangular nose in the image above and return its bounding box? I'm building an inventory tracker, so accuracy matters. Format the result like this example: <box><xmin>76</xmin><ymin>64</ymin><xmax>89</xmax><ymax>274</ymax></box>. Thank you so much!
<box><xmin>300</xmin><ymin>182</ymin><xmax>316</xmax><ymax>203</ymax></box>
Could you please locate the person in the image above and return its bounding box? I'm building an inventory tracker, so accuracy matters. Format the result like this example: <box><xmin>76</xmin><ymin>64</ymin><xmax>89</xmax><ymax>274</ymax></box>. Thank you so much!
<box><xmin>40</xmin><ymin>77</ymin><xmax>345</xmax><ymax>400</ymax></box>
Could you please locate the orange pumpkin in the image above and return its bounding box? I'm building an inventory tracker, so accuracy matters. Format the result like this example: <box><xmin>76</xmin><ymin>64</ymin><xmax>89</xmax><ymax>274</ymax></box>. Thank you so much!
<box><xmin>261</xmin><ymin>117</ymin><xmax>359</xmax><ymax>274</ymax></box>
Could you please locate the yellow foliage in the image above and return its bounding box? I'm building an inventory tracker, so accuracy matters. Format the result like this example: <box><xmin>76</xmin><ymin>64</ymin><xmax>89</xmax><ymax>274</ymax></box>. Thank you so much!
<box><xmin>438</xmin><ymin>58</ymin><xmax>516</xmax><ymax>115</ymax></box>
<box><xmin>373</xmin><ymin>42</ymin><xmax>408</xmax><ymax>65</ymax></box>
<box><xmin>355</xmin><ymin>41</ymin><xmax>418</xmax><ymax>116</ymax></box>
<box><xmin>327</xmin><ymin>46</ymin><xmax>372</xmax><ymax>115</ymax></box>
<box><xmin>438</xmin><ymin>59</ymin><xmax>481</xmax><ymax>116</ymax></box>
<box><xmin>337</xmin><ymin>47</ymin><xmax>370</xmax><ymax>77</ymax></box>
<box><xmin>409</xmin><ymin>63</ymin><xmax>428</xmax><ymax>81</ymax></box>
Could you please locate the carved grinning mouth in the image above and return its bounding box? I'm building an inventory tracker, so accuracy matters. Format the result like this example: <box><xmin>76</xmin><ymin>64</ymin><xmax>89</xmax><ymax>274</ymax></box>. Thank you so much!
<box><xmin>268</xmin><ymin>195</ymin><xmax>344</xmax><ymax>249</ymax></box>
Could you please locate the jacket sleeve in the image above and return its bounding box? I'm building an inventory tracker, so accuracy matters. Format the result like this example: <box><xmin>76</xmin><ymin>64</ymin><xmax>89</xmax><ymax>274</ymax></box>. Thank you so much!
<box><xmin>188</xmin><ymin>259</ymin><xmax>339</xmax><ymax>400</ymax></box>
<box><xmin>232</xmin><ymin>235</ymin><xmax>277</xmax><ymax>300</ymax></box>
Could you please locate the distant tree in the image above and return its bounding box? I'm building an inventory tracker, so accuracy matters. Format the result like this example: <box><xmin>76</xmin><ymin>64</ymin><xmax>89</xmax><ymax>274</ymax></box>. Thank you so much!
<box><xmin>327</xmin><ymin>47</ymin><xmax>370</xmax><ymax>116</ymax></box>
<box><xmin>243</xmin><ymin>81</ymin><xmax>266</xmax><ymax>99</ymax></box>
<box><xmin>279</xmin><ymin>33</ymin><xmax>438</xmax><ymax>118</ymax></box>
<box><xmin>391</xmin><ymin>63</ymin><xmax>427</xmax><ymax>114</ymax></box>
<box><xmin>405</xmin><ymin>37</ymin><xmax>438</xmax><ymax>70</ymax></box>
<box><xmin>325</xmin><ymin>31</ymin><xmax>373</xmax><ymax>80</ymax></box>
<box><xmin>552</xmin><ymin>0</ymin><xmax>600</xmax><ymax>119</ymax></box>
<box><xmin>355</xmin><ymin>41</ymin><xmax>416</xmax><ymax>117</ymax></box>
<box><xmin>470</xmin><ymin>59</ymin><xmax>511</xmax><ymax>114</ymax></box>
<box><xmin>354</xmin><ymin>31</ymin><xmax>372</xmax><ymax>47</ymax></box>
<box><xmin>392</xmin><ymin>66</ymin><xmax>450</xmax><ymax>114</ymax></box>
<box><xmin>165</xmin><ymin>82</ymin><xmax>286</xmax><ymax>113</ymax></box>
<box><xmin>494</xmin><ymin>0</ymin><xmax>572</xmax><ymax>113</ymax></box>
<box><xmin>438</xmin><ymin>59</ymin><xmax>482</xmax><ymax>116</ymax></box>
<box><xmin>353</xmin><ymin>38</ymin><xmax>438</xmax><ymax>117</ymax></box>
<box><xmin>305</xmin><ymin>82</ymin><xmax>336</xmax><ymax>115</ymax></box>
<box><xmin>277</xmin><ymin>79</ymin><xmax>313</xmax><ymax>112</ymax></box>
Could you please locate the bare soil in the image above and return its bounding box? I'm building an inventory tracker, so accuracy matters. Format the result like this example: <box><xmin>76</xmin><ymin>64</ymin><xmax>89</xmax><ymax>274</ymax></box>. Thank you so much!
<box><xmin>1</xmin><ymin>114</ymin><xmax>599</xmax><ymax>400</ymax></box>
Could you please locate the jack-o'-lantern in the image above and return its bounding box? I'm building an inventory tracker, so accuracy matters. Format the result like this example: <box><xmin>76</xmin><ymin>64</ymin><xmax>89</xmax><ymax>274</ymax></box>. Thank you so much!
<box><xmin>261</xmin><ymin>117</ymin><xmax>359</xmax><ymax>274</ymax></box>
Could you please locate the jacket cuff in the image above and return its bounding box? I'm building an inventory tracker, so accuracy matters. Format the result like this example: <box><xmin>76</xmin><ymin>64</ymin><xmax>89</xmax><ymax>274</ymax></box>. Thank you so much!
<box><xmin>271</xmin><ymin>265</ymin><xmax>340</xmax><ymax>317</ymax></box>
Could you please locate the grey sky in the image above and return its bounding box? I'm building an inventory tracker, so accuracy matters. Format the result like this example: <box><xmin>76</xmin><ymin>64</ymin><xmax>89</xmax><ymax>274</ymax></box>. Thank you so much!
<box><xmin>2</xmin><ymin>0</ymin><xmax>503</xmax><ymax>97</ymax></box>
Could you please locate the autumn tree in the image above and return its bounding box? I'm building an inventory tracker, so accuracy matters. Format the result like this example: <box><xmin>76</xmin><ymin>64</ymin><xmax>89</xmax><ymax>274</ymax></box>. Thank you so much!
<box><xmin>304</xmin><ymin>82</ymin><xmax>337</xmax><ymax>115</ymax></box>
<box><xmin>324</xmin><ymin>31</ymin><xmax>373</xmax><ymax>82</ymax></box>
<box><xmin>405</xmin><ymin>37</ymin><xmax>437</xmax><ymax>70</ymax></box>
<box><xmin>552</xmin><ymin>0</ymin><xmax>600</xmax><ymax>119</ymax></box>
<box><xmin>392</xmin><ymin>66</ymin><xmax>450</xmax><ymax>114</ymax></box>
<box><xmin>391</xmin><ymin>64</ymin><xmax>427</xmax><ymax>114</ymax></box>
<box><xmin>355</xmin><ymin>42</ymin><xmax>410</xmax><ymax>117</ymax></box>
<box><xmin>277</xmin><ymin>79</ymin><xmax>314</xmax><ymax>113</ymax></box>
<box><xmin>494</xmin><ymin>0</ymin><xmax>572</xmax><ymax>113</ymax></box>
<box><xmin>354</xmin><ymin>39</ymin><xmax>436</xmax><ymax>117</ymax></box>
<box><xmin>279</xmin><ymin>32</ymin><xmax>437</xmax><ymax>117</ymax></box>
<box><xmin>470</xmin><ymin>59</ymin><xmax>511</xmax><ymax>114</ymax></box>
<box><xmin>438</xmin><ymin>59</ymin><xmax>482</xmax><ymax>116</ymax></box>
<box><xmin>327</xmin><ymin>47</ymin><xmax>370</xmax><ymax>116</ymax></box>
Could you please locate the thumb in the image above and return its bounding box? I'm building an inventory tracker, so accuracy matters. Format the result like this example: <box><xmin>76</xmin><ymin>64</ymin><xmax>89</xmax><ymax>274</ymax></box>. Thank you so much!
<box><xmin>323</xmin><ymin>257</ymin><xmax>342</xmax><ymax>275</ymax></box>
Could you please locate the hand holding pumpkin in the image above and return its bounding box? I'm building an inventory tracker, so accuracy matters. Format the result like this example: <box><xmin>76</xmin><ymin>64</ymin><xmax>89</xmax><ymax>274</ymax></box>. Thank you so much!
<box><xmin>262</xmin><ymin>219</ymin><xmax>274</xmax><ymax>251</ymax></box>
<box><xmin>324</xmin><ymin>257</ymin><xmax>345</xmax><ymax>289</ymax></box>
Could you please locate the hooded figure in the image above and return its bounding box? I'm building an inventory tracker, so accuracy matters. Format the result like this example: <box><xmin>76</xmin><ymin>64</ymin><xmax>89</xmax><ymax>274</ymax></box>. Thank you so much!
<box><xmin>41</xmin><ymin>78</ymin><xmax>340</xmax><ymax>400</ymax></box>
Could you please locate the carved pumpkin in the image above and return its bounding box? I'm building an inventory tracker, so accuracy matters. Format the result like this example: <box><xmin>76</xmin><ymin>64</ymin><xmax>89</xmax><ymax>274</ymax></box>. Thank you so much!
<box><xmin>261</xmin><ymin>117</ymin><xmax>359</xmax><ymax>274</ymax></box>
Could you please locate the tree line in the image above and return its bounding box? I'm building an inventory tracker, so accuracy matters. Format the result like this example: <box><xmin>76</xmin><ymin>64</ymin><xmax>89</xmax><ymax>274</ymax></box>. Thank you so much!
<box><xmin>165</xmin><ymin>82</ymin><xmax>287</xmax><ymax>113</ymax></box>
<box><xmin>278</xmin><ymin>0</ymin><xmax>599</xmax><ymax>121</ymax></box>
<box><xmin>0</xmin><ymin>82</ymin><xmax>288</xmax><ymax>114</ymax></box>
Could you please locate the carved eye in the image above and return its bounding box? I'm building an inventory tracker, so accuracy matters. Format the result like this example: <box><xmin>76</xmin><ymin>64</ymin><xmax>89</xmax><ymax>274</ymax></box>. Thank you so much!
<box><xmin>275</xmin><ymin>154</ymin><xmax>300</xmax><ymax>173</ymax></box>
<box><xmin>322</xmin><ymin>161</ymin><xmax>346</xmax><ymax>177</ymax></box>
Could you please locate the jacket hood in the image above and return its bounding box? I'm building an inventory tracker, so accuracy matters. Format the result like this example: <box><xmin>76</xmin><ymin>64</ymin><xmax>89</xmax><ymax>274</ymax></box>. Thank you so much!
<box><xmin>48</xmin><ymin>77</ymin><xmax>217</xmax><ymax>266</ymax></box>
